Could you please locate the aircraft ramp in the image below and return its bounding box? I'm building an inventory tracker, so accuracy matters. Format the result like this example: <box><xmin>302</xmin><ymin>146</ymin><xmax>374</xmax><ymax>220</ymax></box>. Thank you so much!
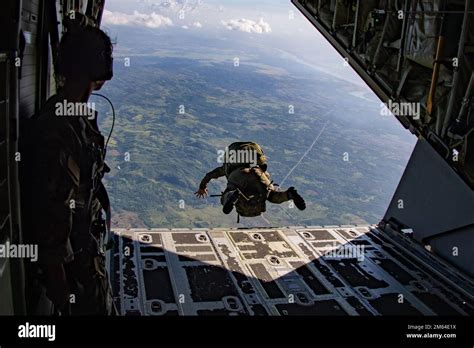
<box><xmin>110</xmin><ymin>226</ymin><xmax>474</xmax><ymax>316</ymax></box>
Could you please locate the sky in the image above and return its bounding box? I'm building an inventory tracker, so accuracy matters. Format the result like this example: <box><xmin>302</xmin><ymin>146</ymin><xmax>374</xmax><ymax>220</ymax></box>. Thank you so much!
<box><xmin>101</xmin><ymin>0</ymin><xmax>367</xmax><ymax>86</ymax></box>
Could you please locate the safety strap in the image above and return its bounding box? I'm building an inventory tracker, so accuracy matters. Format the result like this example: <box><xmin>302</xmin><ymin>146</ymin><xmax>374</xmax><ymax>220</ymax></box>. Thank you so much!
<box><xmin>96</xmin><ymin>182</ymin><xmax>111</xmax><ymax>234</ymax></box>
<box><xmin>94</xmin><ymin>183</ymin><xmax>118</xmax><ymax>314</ymax></box>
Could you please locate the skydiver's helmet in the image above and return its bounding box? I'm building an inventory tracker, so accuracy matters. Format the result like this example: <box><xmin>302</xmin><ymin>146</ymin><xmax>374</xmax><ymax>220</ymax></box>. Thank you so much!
<box><xmin>56</xmin><ymin>25</ymin><xmax>113</xmax><ymax>87</ymax></box>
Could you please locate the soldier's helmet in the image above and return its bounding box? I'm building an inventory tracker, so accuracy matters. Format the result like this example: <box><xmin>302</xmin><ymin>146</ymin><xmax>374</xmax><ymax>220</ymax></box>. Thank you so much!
<box><xmin>56</xmin><ymin>25</ymin><xmax>113</xmax><ymax>85</ymax></box>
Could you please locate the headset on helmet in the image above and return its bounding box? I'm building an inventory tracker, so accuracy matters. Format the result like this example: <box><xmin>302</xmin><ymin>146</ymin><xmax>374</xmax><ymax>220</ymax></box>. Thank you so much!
<box><xmin>57</xmin><ymin>13</ymin><xmax>113</xmax><ymax>83</ymax></box>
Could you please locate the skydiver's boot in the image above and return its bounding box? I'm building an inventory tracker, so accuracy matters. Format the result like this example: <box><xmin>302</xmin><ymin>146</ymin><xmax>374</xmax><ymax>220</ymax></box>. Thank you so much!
<box><xmin>287</xmin><ymin>187</ymin><xmax>306</xmax><ymax>210</ymax></box>
<box><xmin>223</xmin><ymin>190</ymin><xmax>240</xmax><ymax>215</ymax></box>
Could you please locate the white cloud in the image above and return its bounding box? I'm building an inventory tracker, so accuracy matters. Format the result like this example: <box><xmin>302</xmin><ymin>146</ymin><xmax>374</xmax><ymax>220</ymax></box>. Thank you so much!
<box><xmin>221</xmin><ymin>18</ymin><xmax>271</xmax><ymax>34</ymax></box>
<box><xmin>182</xmin><ymin>25</ymin><xmax>189</xmax><ymax>29</ymax></box>
<box><xmin>192</xmin><ymin>21</ymin><xmax>202</xmax><ymax>28</ymax></box>
<box><xmin>145</xmin><ymin>0</ymin><xmax>203</xmax><ymax>13</ymax></box>
<box><xmin>103</xmin><ymin>10</ymin><xmax>173</xmax><ymax>28</ymax></box>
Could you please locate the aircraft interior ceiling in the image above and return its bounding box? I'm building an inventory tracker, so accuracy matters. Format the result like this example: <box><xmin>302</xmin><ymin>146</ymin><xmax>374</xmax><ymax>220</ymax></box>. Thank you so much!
<box><xmin>294</xmin><ymin>0</ymin><xmax>474</xmax><ymax>188</ymax></box>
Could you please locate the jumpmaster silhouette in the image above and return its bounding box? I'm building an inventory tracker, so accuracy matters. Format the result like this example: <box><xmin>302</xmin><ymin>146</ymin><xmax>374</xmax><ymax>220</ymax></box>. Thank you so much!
<box><xmin>195</xmin><ymin>142</ymin><xmax>306</xmax><ymax>220</ymax></box>
<box><xmin>20</xmin><ymin>23</ymin><xmax>115</xmax><ymax>315</ymax></box>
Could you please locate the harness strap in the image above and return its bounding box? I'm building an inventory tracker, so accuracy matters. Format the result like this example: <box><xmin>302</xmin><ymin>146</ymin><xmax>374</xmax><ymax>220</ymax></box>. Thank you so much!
<box><xmin>96</xmin><ymin>182</ymin><xmax>111</xmax><ymax>234</ymax></box>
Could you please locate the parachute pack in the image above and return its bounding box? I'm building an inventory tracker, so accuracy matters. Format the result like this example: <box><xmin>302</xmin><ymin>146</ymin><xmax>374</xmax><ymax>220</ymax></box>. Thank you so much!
<box><xmin>223</xmin><ymin>142</ymin><xmax>268</xmax><ymax>177</ymax></box>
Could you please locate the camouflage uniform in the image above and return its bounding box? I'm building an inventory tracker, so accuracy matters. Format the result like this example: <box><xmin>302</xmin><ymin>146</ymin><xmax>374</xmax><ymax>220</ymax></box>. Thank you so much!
<box><xmin>22</xmin><ymin>95</ymin><xmax>114</xmax><ymax>315</ymax></box>
<box><xmin>199</xmin><ymin>142</ymin><xmax>291</xmax><ymax>217</ymax></box>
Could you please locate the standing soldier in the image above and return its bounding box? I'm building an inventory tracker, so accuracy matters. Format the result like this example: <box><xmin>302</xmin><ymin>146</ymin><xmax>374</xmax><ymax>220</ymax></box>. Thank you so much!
<box><xmin>195</xmin><ymin>142</ymin><xmax>306</xmax><ymax>220</ymax></box>
<box><xmin>21</xmin><ymin>25</ymin><xmax>115</xmax><ymax>314</ymax></box>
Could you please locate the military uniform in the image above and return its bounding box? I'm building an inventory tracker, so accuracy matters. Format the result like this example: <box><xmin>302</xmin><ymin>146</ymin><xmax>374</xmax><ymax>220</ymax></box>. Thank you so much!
<box><xmin>199</xmin><ymin>142</ymin><xmax>293</xmax><ymax>218</ymax></box>
<box><xmin>21</xmin><ymin>95</ymin><xmax>113</xmax><ymax>315</ymax></box>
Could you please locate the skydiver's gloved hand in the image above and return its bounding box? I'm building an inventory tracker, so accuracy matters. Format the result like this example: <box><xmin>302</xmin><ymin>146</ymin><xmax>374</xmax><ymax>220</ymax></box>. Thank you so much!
<box><xmin>195</xmin><ymin>187</ymin><xmax>208</xmax><ymax>198</ymax></box>
<box><xmin>45</xmin><ymin>263</ymin><xmax>70</xmax><ymax>312</ymax></box>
